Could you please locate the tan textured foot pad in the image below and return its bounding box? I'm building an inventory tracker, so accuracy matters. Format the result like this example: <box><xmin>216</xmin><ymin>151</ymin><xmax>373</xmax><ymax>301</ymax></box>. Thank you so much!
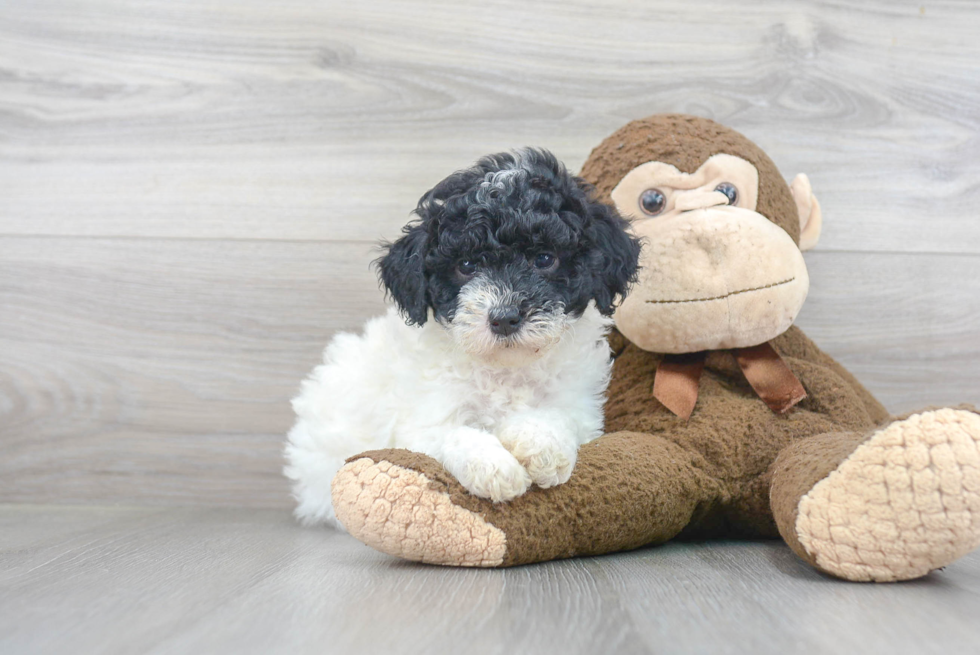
<box><xmin>797</xmin><ymin>408</ymin><xmax>980</xmax><ymax>581</ymax></box>
<box><xmin>331</xmin><ymin>458</ymin><xmax>507</xmax><ymax>567</ymax></box>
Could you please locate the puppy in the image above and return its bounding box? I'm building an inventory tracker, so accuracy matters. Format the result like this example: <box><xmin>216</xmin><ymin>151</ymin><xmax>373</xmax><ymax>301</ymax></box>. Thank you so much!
<box><xmin>284</xmin><ymin>148</ymin><xmax>640</xmax><ymax>527</ymax></box>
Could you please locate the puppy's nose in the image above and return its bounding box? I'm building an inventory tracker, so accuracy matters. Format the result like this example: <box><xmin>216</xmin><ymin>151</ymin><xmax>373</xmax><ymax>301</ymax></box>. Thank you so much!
<box><xmin>488</xmin><ymin>305</ymin><xmax>522</xmax><ymax>336</ymax></box>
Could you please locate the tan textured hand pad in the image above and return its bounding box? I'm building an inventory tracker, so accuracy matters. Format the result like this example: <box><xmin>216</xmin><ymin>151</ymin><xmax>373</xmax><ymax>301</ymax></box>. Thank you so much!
<box><xmin>331</xmin><ymin>458</ymin><xmax>507</xmax><ymax>567</ymax></box>
<box><xmin>796</xmin><ymin>409</ymin><xmax>980</xmax><ymax>581</ymax></box>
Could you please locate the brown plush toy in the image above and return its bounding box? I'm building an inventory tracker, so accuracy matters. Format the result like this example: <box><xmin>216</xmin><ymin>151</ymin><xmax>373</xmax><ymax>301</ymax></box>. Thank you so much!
<box><xmin>330</xmin><ymin>114</ymin><xmax>980</xmax><ymax>582</ymax></box>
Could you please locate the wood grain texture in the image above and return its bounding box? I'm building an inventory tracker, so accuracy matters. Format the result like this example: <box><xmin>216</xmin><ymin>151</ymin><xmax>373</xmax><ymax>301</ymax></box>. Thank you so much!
<box><xmin>1</xmin><ymin>0</ymin><xmax>979</xmax><ymax>507</ymax></box>
<box><xmin>2</xmin><ymin>505</ymin><xmax>979</xmax><ymax>655</ymax></box>
<box><xmin>0</xmin><ymin>0</ymin><xmax>978</xmax><ymax>251</ymax></box>
<box><xmin>799</xmin><ymin>251</ymin><xmax>980</xmax><ymax>412</ymax></box>
<box><xmin>0</xmin><ymin>237</ymin><xmax>386</xmax><ymax>507</ymax></box>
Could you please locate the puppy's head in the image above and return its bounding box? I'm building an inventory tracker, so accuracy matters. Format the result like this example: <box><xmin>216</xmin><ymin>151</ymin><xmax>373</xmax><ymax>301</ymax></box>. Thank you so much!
<box><xmin>377</xmin><ymin>148</ymin><xmax>641</xmax><ymax>366</ymax></box>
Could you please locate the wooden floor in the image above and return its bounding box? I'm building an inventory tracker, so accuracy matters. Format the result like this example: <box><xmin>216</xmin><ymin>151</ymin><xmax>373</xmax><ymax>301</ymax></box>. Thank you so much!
<box><xmin>2</xmin><ymin>504</ymin><xmax>979</xmax><ymax>655</ymax></box>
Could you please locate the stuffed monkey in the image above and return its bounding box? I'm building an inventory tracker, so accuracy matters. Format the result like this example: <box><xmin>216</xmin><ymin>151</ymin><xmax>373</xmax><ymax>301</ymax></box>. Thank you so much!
<box><xmin>329</xmin><ymin>114</ymin><xmax>980</xmax><ymax>582</ymax></box>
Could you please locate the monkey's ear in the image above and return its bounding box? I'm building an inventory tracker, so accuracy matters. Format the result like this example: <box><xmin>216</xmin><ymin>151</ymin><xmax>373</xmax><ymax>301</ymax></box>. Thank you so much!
<box><xmin>790</xmin><ymin>173</ymin><xmax>822</xmax><ymax>251</ymax></box>
<box><xmin>584</xmin><ymin>197</ymin><xmax>643</xmax><ymax>315</ymax></box>
<box><xmin>376</xmin><ymin>223</ymin><xmax>430</xmax><ymax>325</ymax></box>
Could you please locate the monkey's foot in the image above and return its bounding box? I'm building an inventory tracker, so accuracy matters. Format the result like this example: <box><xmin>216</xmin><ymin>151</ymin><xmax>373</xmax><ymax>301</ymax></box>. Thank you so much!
<box><xmin>331</xmin><ymin>452</ymin><xmax>507</xmax><ymax>567</ymax></box>
<box><xmin>790</xmin><ymin>408</ymin><xmax>980</xmax><ymax>582</ymax></box>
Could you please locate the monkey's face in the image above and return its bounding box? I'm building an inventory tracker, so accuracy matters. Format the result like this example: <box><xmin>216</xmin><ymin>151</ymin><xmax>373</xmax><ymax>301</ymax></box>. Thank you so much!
<box><xmin>609</xmin><ymin>154</ymin><xmax>811</xmax><ymax>353</ymax></box>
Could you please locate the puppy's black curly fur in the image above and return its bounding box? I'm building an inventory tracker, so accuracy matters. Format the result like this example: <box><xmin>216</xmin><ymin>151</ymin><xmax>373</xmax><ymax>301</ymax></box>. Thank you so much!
<box><xmin>377</xmin><ymin>148</ymin><xmax>641</xmax><ymax>327</ymax></box>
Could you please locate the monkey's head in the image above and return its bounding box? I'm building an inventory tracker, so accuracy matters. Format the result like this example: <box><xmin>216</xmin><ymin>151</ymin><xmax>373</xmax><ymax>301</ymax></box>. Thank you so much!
<box><xmin>581</xmin><ymin>114</ymin><xmax>822</xmax><ymax>354</ymax></box>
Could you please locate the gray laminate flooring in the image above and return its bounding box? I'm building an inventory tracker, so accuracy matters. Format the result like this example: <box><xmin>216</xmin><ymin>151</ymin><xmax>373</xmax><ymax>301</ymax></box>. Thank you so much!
<box><xmin>2</xmin><ymin>504</ymin><xmax>979</xmax><ymax>655</ymax></box>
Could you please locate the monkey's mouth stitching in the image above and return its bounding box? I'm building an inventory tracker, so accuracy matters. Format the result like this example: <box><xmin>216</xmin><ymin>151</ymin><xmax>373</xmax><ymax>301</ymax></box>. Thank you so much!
<box><xmin>646</xmin><ymin>276</ymin><xmax>796</xmax><ymax>305</ymax></box>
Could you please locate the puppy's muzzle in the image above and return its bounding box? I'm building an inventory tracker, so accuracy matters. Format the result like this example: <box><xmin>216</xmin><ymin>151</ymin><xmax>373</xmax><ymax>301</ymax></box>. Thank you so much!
<box><xmin>488</xmin><ymin>305</ymin><xmax>522</xmax><ymax>337</ymax></box>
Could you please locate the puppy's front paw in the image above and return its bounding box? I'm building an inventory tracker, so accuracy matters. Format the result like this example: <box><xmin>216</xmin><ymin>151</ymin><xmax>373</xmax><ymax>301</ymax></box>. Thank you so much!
<box><xmin>498</xmin><ymin>418</ymin><xmax>577</xmax><ymax>489</ymax></box>
<box><xmin>454</xmin><ymin>448</ymin><xmax>532</xmax><ymax>503</ymax></box>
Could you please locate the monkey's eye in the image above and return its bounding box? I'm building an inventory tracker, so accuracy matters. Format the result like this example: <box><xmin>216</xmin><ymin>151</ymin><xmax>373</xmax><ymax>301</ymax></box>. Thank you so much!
<box><xmin>639</xmin><ymin>189</ymin><xmax>667</xmax><ymax>216</ymax></box>
<box><xmin>533</xmin><ymin>252</ymin><xmax>558</xmax><ymax>271</ymax></box>
<box><xmin>715</xmin><ymin>182</ymin><xmax>738</xmax><ymax>206</ymax></box>
<box><xmin>456</xmin><ymin>260</ymin><xmax>478</xmax><ymax>277</ymax></box>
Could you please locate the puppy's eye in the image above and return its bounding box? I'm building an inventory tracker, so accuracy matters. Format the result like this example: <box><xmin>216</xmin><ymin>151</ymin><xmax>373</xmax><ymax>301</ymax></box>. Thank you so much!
<box><xmin>456</xmin><ymin>260</ymin><xmax>478</xmax><ymax>277</ymax></box>
<box><xmin>639</xmin><ymin>189</ymin><xmax>666</xmax><ymax>216</ymax></box>
<box><xmin>533</xmin><ymin>253</ymin><xmax>557</xmax><ymax>271</ymax></box>
<box><xmin>715</xmin><ymin>182</ymin><xmax>738</xmax><ymax>206</ymax></box>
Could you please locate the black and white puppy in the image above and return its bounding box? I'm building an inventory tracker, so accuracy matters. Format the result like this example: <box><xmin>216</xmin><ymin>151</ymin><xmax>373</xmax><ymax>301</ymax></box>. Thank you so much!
<box><xmin>285</xmin><ymin>148</ymin><xmax>640</xmax><ymax>527</ymax></box>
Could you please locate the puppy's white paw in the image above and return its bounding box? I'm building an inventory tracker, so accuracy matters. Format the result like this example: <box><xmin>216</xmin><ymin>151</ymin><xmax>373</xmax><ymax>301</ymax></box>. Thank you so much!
<box><xmin>454</xmin><ymin>447</ymin><xmax>532</xmax><ymax>503</ymax></box>
<box><xmin>497</xmin><ymin>418</ymin><xmax>577</xmax><ymax>489</ymax></box>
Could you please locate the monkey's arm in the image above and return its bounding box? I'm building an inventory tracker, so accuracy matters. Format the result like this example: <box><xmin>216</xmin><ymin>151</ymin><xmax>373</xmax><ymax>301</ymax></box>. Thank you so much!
<box><xmin>331</xmin><ymin>431</ymin><xmax>723</xmax><ymax>567</ymax></box>
<box><xmin>773</xmin><ymin>326</ymin><xmax>890</xmax><ymax>424</ymax></box>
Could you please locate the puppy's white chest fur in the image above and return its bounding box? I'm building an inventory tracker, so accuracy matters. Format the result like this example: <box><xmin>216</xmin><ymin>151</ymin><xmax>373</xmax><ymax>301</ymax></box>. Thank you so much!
<box><xmin>415</xmin><ymin>329</ymin><xmax>571</xmax><ymax>430</ymax></box>
<box><xmin>284</xmin><ymin>305</ymin><xmax>613</xmax><ymax>527</ymax></box>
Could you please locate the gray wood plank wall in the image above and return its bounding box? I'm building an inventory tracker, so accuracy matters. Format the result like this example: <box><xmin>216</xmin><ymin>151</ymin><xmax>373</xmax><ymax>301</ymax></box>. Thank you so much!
<box><xmin>2</xmin><ymin>0</ymin><xmax>978</xmax><ymax>508</ymax></box>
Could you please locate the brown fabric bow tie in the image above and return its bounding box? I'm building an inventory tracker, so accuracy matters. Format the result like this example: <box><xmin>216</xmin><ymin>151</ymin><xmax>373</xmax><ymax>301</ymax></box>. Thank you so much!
<box><xmin>653</xmin><ymin>342</ymin><xmax>807</xmax><ymax>420</ymax></box>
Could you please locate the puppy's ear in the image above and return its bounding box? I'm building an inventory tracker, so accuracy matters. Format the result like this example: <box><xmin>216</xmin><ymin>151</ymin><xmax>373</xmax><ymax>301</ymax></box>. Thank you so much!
<box><xmin>377</xmin><ymin>222</ymin><xmax>430</xmax><ymax>325</ymax></box>
<box><xmin>581</xmin><ymin>188</ymin><xmax>642</xmax><ymax>316</ymax></box>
